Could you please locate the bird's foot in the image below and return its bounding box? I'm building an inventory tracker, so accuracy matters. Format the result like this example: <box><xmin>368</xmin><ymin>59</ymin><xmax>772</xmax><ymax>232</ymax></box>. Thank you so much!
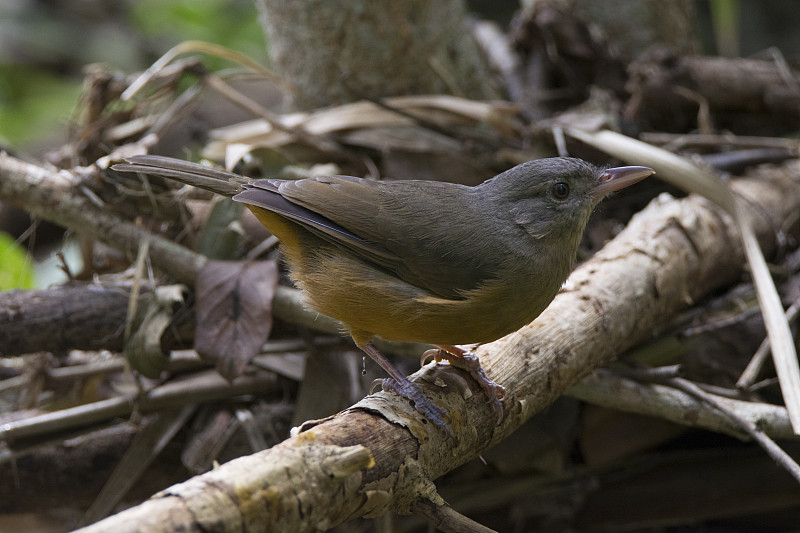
<box><xmin>378</xmin><ymin>376</ymin><xmax>452</xmax><ymax>436</ymax></box>
<box><xmin>358</xmin><ymin>342</ymin><xmax>451</xmax><ymax>436</ymax></box>
<box><xmin>423</xmin><ymin>345</ymin><xmax>505</xmax><ymax>425</ymax></box>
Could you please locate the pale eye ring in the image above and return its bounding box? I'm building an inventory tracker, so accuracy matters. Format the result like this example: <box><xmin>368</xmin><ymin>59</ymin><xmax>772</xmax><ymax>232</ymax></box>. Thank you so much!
<box><xmin>552</xmin><ymin>182</ymin><xmax>570</xmax><ymax>199</ymax></box>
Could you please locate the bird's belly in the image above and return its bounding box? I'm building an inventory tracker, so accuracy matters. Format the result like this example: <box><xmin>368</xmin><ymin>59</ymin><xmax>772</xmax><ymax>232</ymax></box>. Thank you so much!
<box><xmin>294</xmin><ymin>245</ymin><xmax>559</xmax><ymax>346</ymax></box>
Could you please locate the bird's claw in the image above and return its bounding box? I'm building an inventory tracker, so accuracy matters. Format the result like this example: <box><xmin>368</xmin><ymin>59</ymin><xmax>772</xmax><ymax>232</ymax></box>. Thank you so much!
<box><xmin>369</xmin><ymin>378</ymin><xmax>384</xmax><ymax>395</ymax></box>
<box><xmin>420</xmin><ymin>348</ymin><xmax>438</xmax><ymax>367</ymax></box>
<box><xmin>431</xmin><ymin>346</ymin><xmax>506</xmax><ymax>425</ymax></box>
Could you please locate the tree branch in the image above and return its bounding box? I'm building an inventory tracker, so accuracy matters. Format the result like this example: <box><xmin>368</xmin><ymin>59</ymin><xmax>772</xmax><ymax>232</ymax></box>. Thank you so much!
<box><xmin>569</xmin><ymin>371</ymin><xmax>794</xmax><ymax>439</ymax></box>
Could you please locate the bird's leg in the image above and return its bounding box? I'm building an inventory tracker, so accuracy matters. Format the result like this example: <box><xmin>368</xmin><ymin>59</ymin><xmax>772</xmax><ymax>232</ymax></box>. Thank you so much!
<box><xmin>423</xmin><ymin>344</ymin><xmax>505</xmax><ymax>424</ymax></box>
<box><xmin>358</xmin><ymin>342</ymin><xmax>450</xmax><ymax>432</ymax></box>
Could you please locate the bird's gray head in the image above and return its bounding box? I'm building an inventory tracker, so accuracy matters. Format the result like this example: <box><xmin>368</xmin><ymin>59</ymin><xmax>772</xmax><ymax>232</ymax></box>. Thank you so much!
<box><xmin>482</xmin><ymin>157</ymin><xmax>652</xmax><ymax>247</ymax></box>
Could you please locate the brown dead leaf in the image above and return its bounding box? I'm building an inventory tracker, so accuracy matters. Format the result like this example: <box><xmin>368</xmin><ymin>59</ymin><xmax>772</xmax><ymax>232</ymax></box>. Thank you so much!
<box><xmin>195</xmin><ymin>259</ymin><xmax>279</xmax><ymax>380</ymax></box>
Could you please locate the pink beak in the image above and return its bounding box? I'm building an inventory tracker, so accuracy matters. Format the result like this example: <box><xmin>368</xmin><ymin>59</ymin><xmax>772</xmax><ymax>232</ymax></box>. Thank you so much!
<box><xmin>594</xmin><ymin>166</ymin><xmax>654</xmax><ymax>196</ymax></box>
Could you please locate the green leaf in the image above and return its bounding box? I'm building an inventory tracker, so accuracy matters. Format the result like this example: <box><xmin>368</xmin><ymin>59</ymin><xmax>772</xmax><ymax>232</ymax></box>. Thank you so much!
<box><xmin>130</xmin><ymin>0</ymin><xmax>267</xmax><ymax>69</ymax></box>
<box><xmin>0</xmin><ymin>232</ymin><xmax>35</xmax><ymax>290</ymax></box>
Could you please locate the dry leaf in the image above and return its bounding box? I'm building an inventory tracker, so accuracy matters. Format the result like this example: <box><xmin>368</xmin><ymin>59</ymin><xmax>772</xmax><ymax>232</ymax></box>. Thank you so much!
<box><xmin>195</xmin><ymin>260</ymin><xmax>279</xmax><ymax>380</ymax></box>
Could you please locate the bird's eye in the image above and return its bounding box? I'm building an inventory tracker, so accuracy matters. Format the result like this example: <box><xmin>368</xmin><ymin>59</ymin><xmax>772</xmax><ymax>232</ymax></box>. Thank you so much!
<box><xmin>552</xmin><ymin>182</ymin><xmax>570</xmax><ymax>199</ymax></box>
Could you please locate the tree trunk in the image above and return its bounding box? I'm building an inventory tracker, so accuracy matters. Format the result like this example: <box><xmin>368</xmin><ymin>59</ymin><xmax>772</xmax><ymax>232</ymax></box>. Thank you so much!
<box><xmin>257</xmin><ymin>0</ymin><xmax>499</xmax><ymax>109</ymax></box>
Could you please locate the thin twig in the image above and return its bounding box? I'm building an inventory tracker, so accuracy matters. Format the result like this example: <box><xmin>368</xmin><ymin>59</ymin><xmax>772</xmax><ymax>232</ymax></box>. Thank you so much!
<box><xmin>640</xmin><ymin>132</ymin><xmax>800</xmax><ymax>151</ymax></box>
<box><xmin>0</xmin><ymin>369</ymin><xmax>280</xmax><ymax>444</ymax></box>
<box><xmin>737</xmin><ymin>296</ymin><xmax>800</xmax><ymax>390</ymax></box>
<box><xmin>620</xmin><ymin>367</ymin><xmax>800</xmax><ymax>483</ymax></box>
<box><xmin>671</xmin><ymin>376</ymin><xmax>800</xmax><ymax>482</ymax></box>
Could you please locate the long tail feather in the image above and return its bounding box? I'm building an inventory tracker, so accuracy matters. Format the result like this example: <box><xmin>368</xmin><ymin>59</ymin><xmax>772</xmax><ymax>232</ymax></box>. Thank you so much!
<box><xmin>112</xmin><ymin>155</ymin><xmax>248</xmax><ymax>197</ymax></box>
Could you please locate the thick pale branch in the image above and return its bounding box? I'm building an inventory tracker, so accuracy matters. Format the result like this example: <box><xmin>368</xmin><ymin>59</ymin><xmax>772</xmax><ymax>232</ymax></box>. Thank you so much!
<box><xmin>69</xmin><ymin>162</ymin><xmax>800</xmax><ymax>531</ymax></box>
<box><xmin>568</xmin><ymin>371</ymin><xmax>794</xmax><ymax>439</ymax></box>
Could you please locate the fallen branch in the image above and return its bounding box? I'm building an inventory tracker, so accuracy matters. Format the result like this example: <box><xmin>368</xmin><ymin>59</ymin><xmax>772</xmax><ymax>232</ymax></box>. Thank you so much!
<box><xmin>0</xmin><ymin>369</ymin><xmax>281</xmax><ymax>443</ymax></box>
<box><xmin>627</xmin><ymin>50</ymin><xmax>800</xmax><ymax>135</ymax></box>
<box><xmin>569</xmin><ymin>370</ymin><xmax>794</xmax><ymax>439</ymax></box>
<box><xmin>0</xmin><ymin>283</ymin><xmax>136</xmax><ymax>355</ymax></box>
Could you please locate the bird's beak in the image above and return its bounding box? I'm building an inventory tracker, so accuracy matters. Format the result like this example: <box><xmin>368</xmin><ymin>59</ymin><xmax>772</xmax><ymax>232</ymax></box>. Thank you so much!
<box><xmin>594</xmin><ymin>166</ymin><xmax>654</xmax><ymax>197</ymax></box>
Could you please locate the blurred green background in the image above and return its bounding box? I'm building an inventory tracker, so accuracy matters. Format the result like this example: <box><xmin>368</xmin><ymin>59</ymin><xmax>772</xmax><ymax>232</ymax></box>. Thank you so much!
<box><xmin>0</xmin><ymin>0</ymin><xmax>266</xmax><ymax>153</ymax></box>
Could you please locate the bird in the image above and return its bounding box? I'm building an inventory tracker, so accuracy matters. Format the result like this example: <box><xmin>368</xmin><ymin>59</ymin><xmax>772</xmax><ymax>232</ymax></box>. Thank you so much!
<box><xmin>113</xmin><ymin>155</ymin><xmax>653</xmax><ymax>430</ymax></box>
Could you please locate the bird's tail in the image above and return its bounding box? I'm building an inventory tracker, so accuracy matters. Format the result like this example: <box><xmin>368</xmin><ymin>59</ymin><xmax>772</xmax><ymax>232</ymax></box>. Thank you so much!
<box><xmin>112</xmin><ymin>155</ymin><xmax>248</xmax><ymax>197</ymax></box>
